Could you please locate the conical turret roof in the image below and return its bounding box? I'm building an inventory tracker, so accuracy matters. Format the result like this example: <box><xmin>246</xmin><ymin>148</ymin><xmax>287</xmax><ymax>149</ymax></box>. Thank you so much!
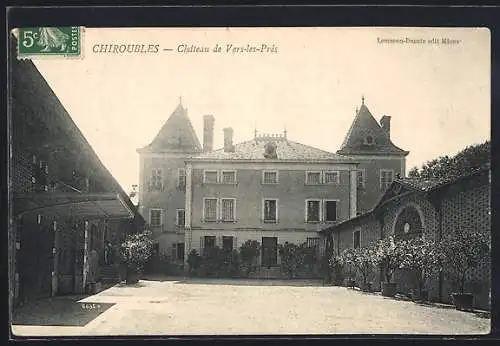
<box><xmin>138</xmin><ymin>101</ymin><xmax>202</xmax><ymax>153</ymax></box>
<box><xmin>337</xmin><ymin>98</ymin><xmax>409</xmax><ymax>156</ymax></box>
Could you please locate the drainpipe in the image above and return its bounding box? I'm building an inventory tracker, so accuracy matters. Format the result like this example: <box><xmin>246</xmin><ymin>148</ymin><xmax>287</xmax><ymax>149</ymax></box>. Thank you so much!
<box><xmin>184</xmin><ymin>163</ymin><xmax>193</xmax><ymax>268</ymax></box>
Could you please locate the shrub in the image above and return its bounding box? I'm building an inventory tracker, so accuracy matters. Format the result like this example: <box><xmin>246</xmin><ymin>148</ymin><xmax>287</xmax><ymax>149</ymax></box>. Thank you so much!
<box><xmin>120</xmin><ymin>230</ymin><xmax>154</xmax><ymax>273</ymax></box>
<box><xmin>278</xmin><ymin>242</ymin><xmax>305</xmax><ymax>279</ymax></box>
<box><xmin>223</xmin><ymin>250</ymin><xmax>241</xmax><ymax>278</ymax></box>
<box><xmin>328</xmin><ymin>254</ymin><xmax>345</xmax><ymax>285</ymax></box>
<box><xmin>399</xmin><ymin>236</ymin><xmax>440</xmax><ymax>297</ymax></box>
<box><xmin>240</xmin><ymin>240</ymin><xmax>261</xmax><ymax>276</ymax></box>
<box><xmin>340</xmin><ymin>248</ymin><xmax>356</xmax><ymax>285</ymax></box>
<box><xmin>371</xmin><ymin>235</ymin><xmax>406</xmax><ymax>284</ymax></box>
<box><xmin>352</xmin><ymin>246</ymin><xmax>375</xmax><ymax>288</ymax></box>
<box><xmin>187</xmin><ymin>249</ymin><xmax>202</xmax><ymax>275</ymax></box>
<box><xmin>202</xmin><ymin>246</ymin><xmax>226</xmax><ymax>277</ymax></box>
<box><xmin>438</xmin><ymin>230</ymin><xmax>490</xmax><ymax>294</ymax></box>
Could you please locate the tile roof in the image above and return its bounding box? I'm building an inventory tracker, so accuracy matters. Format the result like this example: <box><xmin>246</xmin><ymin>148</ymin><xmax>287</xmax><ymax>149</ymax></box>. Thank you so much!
<box><xmin>394</xmin><ymin>177</ymin><xmax>444</xmax><ymax>191</ymax></box>
<box><xmin>337</xmin><ymin>100</ymin><xmax>409</xmax><ymax>156</ymax></box>
<box><xmin>138</xmin><ymin>102</ymin><xmax>202</xmax><ymax>153</ymax></box>
<box><xmin>320</xmin><ymin>167</ymin><xmax>490</xmax><ymax>234</ymax></box>
<box><xmin>189</xmin><ymin>136</ymin><xmax>354</xmax><ymax>162</ymax></box>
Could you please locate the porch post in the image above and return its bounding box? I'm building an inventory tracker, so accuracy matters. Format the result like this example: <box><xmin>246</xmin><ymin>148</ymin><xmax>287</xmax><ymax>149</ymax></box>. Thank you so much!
<box><xmin>349</xmin><ymin>169</ymin><xmax>358</xmax><ymax>218</ymax></box>
<box><xmin>52</xmin><ymin>220</ymin><xmax>59</xmax><ymax>296</ymax></box>
<box><xmin>82</xmin><ymin>220</ymin><xmax>90</xmax><ymax>292</ymax></box>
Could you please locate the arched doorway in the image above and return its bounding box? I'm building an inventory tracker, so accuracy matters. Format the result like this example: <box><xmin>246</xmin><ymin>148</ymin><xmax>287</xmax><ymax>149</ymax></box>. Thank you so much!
<box><xmin>393</xmin><ymin>204</ymin><xmax>424</xmax><ymax>239</ymax></box>
<box><xmin>392</xmin><ymin>204</ymin><xmax>425</xmax><ymax>295</ymax></box>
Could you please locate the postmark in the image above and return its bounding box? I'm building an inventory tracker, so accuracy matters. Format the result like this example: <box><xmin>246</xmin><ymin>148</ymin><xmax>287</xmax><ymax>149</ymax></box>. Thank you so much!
<box><xmin>17</xmin><ymin>27</ymin><xmax>83</xmax><ymax>59</ymax></box>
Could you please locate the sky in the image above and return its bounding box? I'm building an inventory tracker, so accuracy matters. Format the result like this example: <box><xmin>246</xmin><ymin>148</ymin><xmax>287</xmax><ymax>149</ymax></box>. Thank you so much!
<box><xmin>32</xmin><ymin>27</ymin><xmax>490</xmax><ymax>193</ymax></box>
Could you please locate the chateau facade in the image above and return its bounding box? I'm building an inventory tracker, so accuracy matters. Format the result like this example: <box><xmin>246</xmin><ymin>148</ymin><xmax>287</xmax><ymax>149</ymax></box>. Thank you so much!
<box><xmin>137</xmin><ymin>98</ymin><xmax>409</xmax><ymax>268</ymax></box>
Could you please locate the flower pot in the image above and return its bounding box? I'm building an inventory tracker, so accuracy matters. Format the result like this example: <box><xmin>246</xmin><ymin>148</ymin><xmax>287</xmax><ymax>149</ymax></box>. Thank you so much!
<box><xmin>451</xmin><ymin>293</ymin><xmax>474</xmax><ymax>311</ymax></box>
<box><xmin>411</xmin><ymin>289</ymin><xmax>429</xmax><ymax>302</ymax></box>
<box><xmin>345</xmin><ymin>279</ymin><xmax>356</xmax><ymax>288</ymax></box>
<box><xmin>360</xmin><ymin>282</ymin><xmax>372</xmax><ymax>292</ymax></box>
<box><xmin>126</xmin><ymin>267</ymin><xmax>139</xmax><ymax>284</ymax></box>
<box><xmin>382</xmin><ymin>282</ymin><xmax>397</xmax><ymax>297</ymax></box>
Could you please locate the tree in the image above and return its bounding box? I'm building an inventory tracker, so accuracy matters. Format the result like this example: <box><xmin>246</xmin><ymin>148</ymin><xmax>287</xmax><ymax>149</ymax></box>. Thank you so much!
<box><xmin>327</xmin><ymin>254</ymin><xmax>345</xmax><ymax>285</ymax></box>
<box><xmin>399</xmin><ymin>236</ymin><xmax>440</xmax><ymax>298</ymax></box>
<box><xmin>408</xmin><ymin>140</ymin><xmax>490</xmax><ymax>181</ymax></box>
<box><xmin>340</xmin><ymin>248</ymin><xmax>356</xmax><ymax>286</ymax></box>
<box><xmin>278</xmin><ymin>242</ymin><xmax>306</xmax><ymax>279</ymax></box>
<box><xmin>120</xmin><ymin>230</ymin><xmax>154</xmax><ymax>283</ymax></box>
<box><xmin>239</xmin><ymin>240</ymin><xmax>261</xmax><ymax>276</ymax></box>
<box><xmin>352</xmin><ymin>246</ymin><xmax>376</xmax><ymax>290</ymax></box>
<box><xmin>438</xmin><ymin>230</ymin><xmax>490</xmax><ymax>294</ymax></box>
<box><xmin>372</xmin><ymin>236</ymin><xmax>406</xmax><ymax>284</ymax></box>
<box><xmin>187</xmin><ymin>249</ymin><xmax>202</xmax><ymax>275</ymax></box>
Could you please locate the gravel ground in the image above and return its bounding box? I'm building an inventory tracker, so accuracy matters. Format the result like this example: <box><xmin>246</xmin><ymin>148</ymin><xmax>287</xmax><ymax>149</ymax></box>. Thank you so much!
<box><xmin>11</xmin><ymin>277</ymin><xmax>491</xmax><ymax>336</ymax></box>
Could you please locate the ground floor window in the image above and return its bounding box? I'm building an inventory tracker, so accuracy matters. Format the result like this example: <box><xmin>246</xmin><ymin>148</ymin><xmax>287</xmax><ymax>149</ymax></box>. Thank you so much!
<box><xmin>202</xmin><ymin>236</ymin><xmax>216</xmax><ymax>256</ymax></box>
<box><xmin>222</xmin><ymin>236</ymin><xmax>234</xmax><ymax>253</ymax></box>
<box><xmin>353</xmin><ymin>230</ymin><xmax>361</xmax><ymax>249</ymax></box>
<box><xmin>171</xmin><ymin>242</ymin><xmax>184</xmax><ymax>262</ymax></box>
<box><xmin>324</xmin><ymin>200</ymin><xmax>338</xmax><ymax>222</ymax></box>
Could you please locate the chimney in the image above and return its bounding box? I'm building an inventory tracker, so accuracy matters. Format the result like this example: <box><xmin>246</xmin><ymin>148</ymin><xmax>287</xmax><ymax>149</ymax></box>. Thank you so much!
<box><xmin>380</xmin><ymin>115</ymin><xmax>391</xmax><ymax>138</ymax></box>
<box><xmin>203</xmin><ymin>115</ymin><xmax>215</xmax><ymax>152</ymax></box>
<box><xmin>223</xmin><ymin>127</ymin><xmax>234</xmax><ymax>152</ymax></box>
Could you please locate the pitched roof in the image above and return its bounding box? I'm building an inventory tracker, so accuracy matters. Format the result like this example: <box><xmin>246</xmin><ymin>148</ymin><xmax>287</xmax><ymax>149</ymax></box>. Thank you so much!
<box><xmin>189</xmin><ymin>136</ymin><xmax>356</xmax><ymax>162</ymax></box>
<box><xmin>320</xmin><ymin>166</ymin><xmax>490</xmax><ymax>234</ymax></box>
<box><xmin>138</xmin><ymin>102</ymin><xmax>202</xmax><ymax>153</ymax></box>
<box><xmin>337</xmin><ymin>100</ymin><xmax>409</xmax><ymax>156</ymax></box>
<box><xmin>394</xmin><ymin>177</ymin><xmax>443</xmax><ymax>192</ymax></box>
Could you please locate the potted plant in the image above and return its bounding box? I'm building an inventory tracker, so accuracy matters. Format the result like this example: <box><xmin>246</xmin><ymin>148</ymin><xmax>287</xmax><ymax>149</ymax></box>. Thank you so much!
<box><xmin>187</xmin><ymin>249</ymin><xmax>202</xmax><ymax>276</ymax></box>
<box><xmin>352</xmin><ymin>246</ymin><xmax>375</xmax><ymax>292</ymax></box>
<box><xmin>341</xmin><ymin>248</ymin><xmax>356</xmax><ymax>288</ymax></box>
<box><xmin>327</xmin><ymin>254</ymin><xmax>345</xmax><ymax>286</ymax></box>
<box><xmin>372</xmin><ymin>235</ymin><xmax>406</xmax><ymax>297</ymax></box>
<box><xmin>203</xmin><ymin>246</ymin><xmax>224</xmax><ymax>278</ymax></box>
<box><xmin>120</xmin><ymin>230</ymin><xmax>154</xmax><ymax>284</ymax></box>
<box><xmin>399</xmin><ymin>236</ymin><xmax>440</xmax><ymax>302</ymax></box>
<box><xmin>239</xmin><ymin>240</ymin><xmax>261</xmax><ymax>277</ymax></box>
<box><xmin>438</xmin><ymin>230</ymin><xmax>490</xmax><ymax>311</ymax></box>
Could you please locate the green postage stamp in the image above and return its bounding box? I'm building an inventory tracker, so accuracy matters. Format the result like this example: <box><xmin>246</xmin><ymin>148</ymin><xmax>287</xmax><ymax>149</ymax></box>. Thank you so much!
<box><xmin>17</xmin><ymin>27</ymin><xmax>82</xmax><ymax>58</ymax></box>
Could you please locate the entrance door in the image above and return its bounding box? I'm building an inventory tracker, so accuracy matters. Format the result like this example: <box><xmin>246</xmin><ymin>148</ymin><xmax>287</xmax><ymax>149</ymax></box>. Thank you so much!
<box><xmin>262</xmin><ymin>237</ymin><xmax>277</xmax><ymax>267</ymax></box>
<box><xmin>19</xmin><ymin>217</ymin><xmax>54</xmax><ymax>302</ymax></box>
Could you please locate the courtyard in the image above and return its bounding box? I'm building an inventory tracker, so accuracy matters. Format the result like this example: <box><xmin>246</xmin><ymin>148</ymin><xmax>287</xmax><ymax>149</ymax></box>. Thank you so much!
<box><xmin>11</xmin><ymin>277</ymin><xmax>490</xmax><ymax>336</ymax></box>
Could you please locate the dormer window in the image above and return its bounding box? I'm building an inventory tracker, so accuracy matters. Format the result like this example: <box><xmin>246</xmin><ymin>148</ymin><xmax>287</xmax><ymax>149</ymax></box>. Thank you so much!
<box><xmin>364</xmin><ymin>135</ymin><xmax>375</xmax><ymax>146</ymax></box>
<box><xmin>263</xmin><ymin>142</ymin><xmax>278</xmax><ymax>159</ymax></box>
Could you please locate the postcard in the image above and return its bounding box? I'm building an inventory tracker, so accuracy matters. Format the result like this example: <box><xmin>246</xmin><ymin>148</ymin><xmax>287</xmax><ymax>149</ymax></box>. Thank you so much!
<box><xmin>8</xmin><ymin>26</ymin><xmax>491</xmax><ymax>337</ymax></box>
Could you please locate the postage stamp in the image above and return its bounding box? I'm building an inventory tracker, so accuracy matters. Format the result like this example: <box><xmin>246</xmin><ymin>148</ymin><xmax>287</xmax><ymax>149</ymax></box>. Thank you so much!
<box><xmin>17</xmin><ymin>27</ymin><xmax>82</xmax><ymax>59</ymax></box>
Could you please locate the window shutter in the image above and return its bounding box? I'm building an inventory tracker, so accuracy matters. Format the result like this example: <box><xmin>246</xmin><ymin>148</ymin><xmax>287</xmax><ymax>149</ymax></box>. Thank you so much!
<box><xmin>171</xmin><ymin>243</ymin><xmax>177</xmax><ymax>261</ymax></box>
<box><xmin>233</xmin><ymin>236</ymin><xmax>238</xmax><ymax>252</ymax></box>
<box><xmin>162</xmin><ymin>210</ymin><xmax>166</xmax><ymax>232</ymax></box>
<box><xmin>200</xmin><ymin>236</ymin><xmax>205</xmax><ymax>253</ymax></box>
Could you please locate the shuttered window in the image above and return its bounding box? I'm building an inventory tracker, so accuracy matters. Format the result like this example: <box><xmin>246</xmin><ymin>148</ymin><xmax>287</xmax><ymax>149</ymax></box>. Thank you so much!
<box><xmin>204</xmin><ymin>198</ymin><xmax>218</xmax><ymax>221</ymax></box>
<box><xmin>306</xmin><ymin>200</ymin><xmax>321</xmax><ymax>222</ymax></box>
<box><xmin>221</xmin><ymin>199</ymin><xmax>235</xmax><ymax>221</ymax></box>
